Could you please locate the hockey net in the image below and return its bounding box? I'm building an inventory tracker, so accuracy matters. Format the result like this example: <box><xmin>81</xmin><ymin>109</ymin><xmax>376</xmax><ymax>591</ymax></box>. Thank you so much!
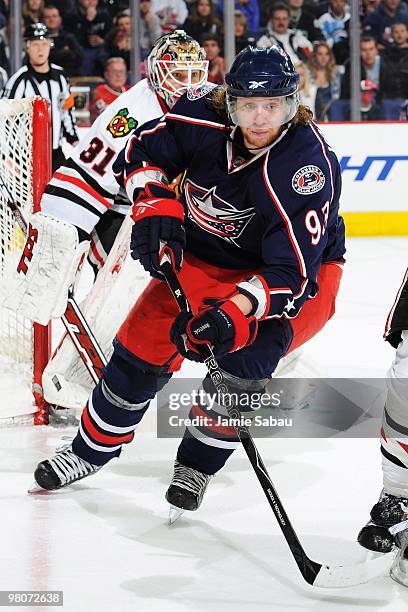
<box><xmin>0</xmin><ymin>97</ymin><xmax>51</xmax><ymax>425</ymax></box>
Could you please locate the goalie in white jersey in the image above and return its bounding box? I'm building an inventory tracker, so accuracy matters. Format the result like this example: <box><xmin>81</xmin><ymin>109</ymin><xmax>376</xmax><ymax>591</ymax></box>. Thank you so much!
<box><xmin>42</xmin><ymin>30</ymin><xmax>208</xmax><ymax>276</ymax></box>
<box><xmin>4</xmin><ymin>30</ymin><xmax>208</xmax><ymax>414</ymax></box>
<box><xmin>358</xmin><ymin>269</ymin><xmax>408</xmax><ymax>586</ymax></box>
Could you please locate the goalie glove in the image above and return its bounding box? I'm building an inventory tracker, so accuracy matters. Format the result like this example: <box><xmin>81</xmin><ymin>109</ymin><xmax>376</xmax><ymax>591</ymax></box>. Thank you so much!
<box><xmin>130</xmin><ymin>183</ymin><xmax>185</xmax><ymax>280</ymax></box>
<box><xmin>2</xmin><ymin>212</ymin><xmax>90</xmax><ymax>325</ymax></box>
<box><xmin>170</xmin><ymin>298</ymin><xmax>258</xmax><ymax>363</ymax></box>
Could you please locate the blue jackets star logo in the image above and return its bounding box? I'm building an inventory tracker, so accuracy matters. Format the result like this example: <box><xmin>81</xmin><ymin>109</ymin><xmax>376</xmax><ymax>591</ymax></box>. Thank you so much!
<box><xmin>184</xmin><ymin>180</ymin><xmax>255</xmax><ymax>247</ymax></box>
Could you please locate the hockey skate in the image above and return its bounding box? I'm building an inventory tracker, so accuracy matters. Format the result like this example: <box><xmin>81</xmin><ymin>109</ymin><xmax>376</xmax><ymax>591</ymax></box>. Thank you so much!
<box><xmin>390</xmin><ymin>526</ymin><xmax>408</xmax><ymax>586</ymax></box>
<box><xmin>48</xmin><ymin>405</ymin><xmax>79</xmax><ymax>427</ymax></box>
<box><xmin>165</xmin><ymin>460</ymin><xmax>212</xmax><ymax>524</ymax></box>
<box><xmin>358</xmin><ymin>489</ymin><xmax>408</xmax><ymax>555</ymax></box>
<box><xmin>29</xmin><ymin>443</ymin><xmax>101</xmax><ymax>493</ymax></box>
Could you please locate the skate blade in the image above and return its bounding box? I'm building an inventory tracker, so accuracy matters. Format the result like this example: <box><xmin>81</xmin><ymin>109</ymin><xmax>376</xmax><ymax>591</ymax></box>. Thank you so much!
<box><xmin>27</xmin><ymin>481</ymin><xmax>49</xmax><ymax>495</ymax></box>
<box><xmin>390</xmin><ymin>555</ymin><xmax>408</xmax><ymax>586</ymax></box>
<box><xmin>168</xmin><ymin>505</ymin><xmax>185</xmax><ymax>525</ymax></box>
<box><xmin>390</xmin><ymin>530</ymin><xmax>408</xmax><ymax>586</ymax></box>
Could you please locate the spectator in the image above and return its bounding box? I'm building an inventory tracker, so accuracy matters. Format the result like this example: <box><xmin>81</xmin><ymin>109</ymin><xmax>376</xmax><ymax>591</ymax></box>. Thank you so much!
<box><xmin>200</xmin><ymin>32</ymin><xmax>226</xmax><ymax>83</ymax></box>
<box><xmin>89</xmin><ymin>56</ymin><xmax>130</xmax><ymax>121</ymax></box>
<box><xmin>308</xmin><ymin>40</ymin><xmax>341</xmax><ymax>119</ymax></box>
<box><xmin>2</xmin><ymin>23</ymin><xmax>78</xmax><ymax>170</ymax></box>
<box><xmin>105</xmin><ymin>10</ymin><xmax>130</xmax><ymax>68</ymax></box>
<box><xmin>104</xmin><ymin>0</ymin><xmax>130</xmax><ymax>18</ymax></box>
<box><xmin>364</xmin><ymin>0</ymin><xmax>408</xmax><ymax>48</ymax></box>
<box><xmin>331</xmin><ymin>35</ymin><xmax>405</xmax><ymax>119</ymax></box>
<box><xmin>43</xmin><ymin>4</ymin><xmax>83</xmax><ymax>77</ymax></box>
<box><xmin>316</xmin><ymin>0</ymin><xmax>350</xmax><ymax>48</ymax></box>
<box><xmin>230</xmin><ymin>0</ymin><xmax>260</xmax><ymax>33</ymax></box>
<box><xmin>139</xmin><ymin>1</ymin><xmax>163</xmax><ymax>56</ymax></box>
<box><xmin>0</xmin><ymin>1</ymin><xmax>6</xmax><ymax>31</ymax></box>
<box><xmin>0</xmin><ymin>64</ymin><xmax>7</xmax><ymax>91</ymax></box>
<box><xmin>0</xmin><ymin>34</ymin><xmax>9</xmax><ymax>75</ymax></box>
<box><xmin>383</xmin><ymin>21</ymin><xmax>408</xmax><ymax>59</ymax></box>
<box><xmin>362</xmin><ymin>0</ymin><xmax>382</xmax><ymax>22</ymax></box>
<box><xmin>151</xmin><ymin>0</ymin><xmax>189</xmax><ymax>34</ymax></box>
<box><xmin>105</xmin><ymin>6</ymin><xmax>162</xmax><ymax>67</ymax></box>
<box><xmin>384</xmin><ymin>22</ymin><xmax>408</xmax><ymax>97</ymax></box>
<box><xmin>295</xmin><ymin>61</ymin><xmax>317</xmax><ymax>114</ymax></box>
<box><xmin>234</xmin><ymin>10</ymin><xmax>253</xmax><ymax>52</ymax></box>
<box><xmin>256</xmin><ymin>3</ymin><xmax>313</xmax><ymax>64</ymax></box>
<box><xmin>22</xmin><ymin>0</ymin><xmax>44</xmax><ymax>28</ymax></box>
<box><xmin>289</xmin><ymin>0</ymin><xmax>323</xmax><ymax>42</ymax></box>
<box><xmin>183</xmin><ymin>0</ymin><xmax>223</xmax><ymax>41</ymax></box>
<box><xmin>64</xmin><ymin>0</ymin><xmax>112</xmax><ymax>75</ymax></box>
<box><xmin>258</xmin><ymin>0</ymin><xmax>275</xmax><ymax>26</ymax></box>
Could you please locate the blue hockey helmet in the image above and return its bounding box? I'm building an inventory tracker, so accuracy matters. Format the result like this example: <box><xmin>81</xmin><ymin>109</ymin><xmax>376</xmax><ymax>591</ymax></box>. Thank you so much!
<box><xmin>225</xmin><ymin>45</ymin><xmax>299</xmax><ymax>98</ymax></box>
<box><xmin>225</xmin><ymin>46</ymin><xmax>300</xmax><ymax>128</ymax></box>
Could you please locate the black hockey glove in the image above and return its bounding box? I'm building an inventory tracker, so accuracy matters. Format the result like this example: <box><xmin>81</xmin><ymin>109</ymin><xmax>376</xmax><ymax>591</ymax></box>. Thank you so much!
<box><xmin>130</xmin><ymin>183</ymin><xmax>185</xmax><ymax>280</ymax></box>
<box><xmin>170</xmin><ymin>298</ymin><xmax>258</xmax><ymax>363</ymax></box>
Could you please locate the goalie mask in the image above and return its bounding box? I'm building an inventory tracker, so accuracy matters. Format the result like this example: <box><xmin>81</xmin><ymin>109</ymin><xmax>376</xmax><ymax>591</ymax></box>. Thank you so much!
<box><xmin>147</xmin><ymin>30</ymin><xmax>208</xmax><ymax>108</ymax></box>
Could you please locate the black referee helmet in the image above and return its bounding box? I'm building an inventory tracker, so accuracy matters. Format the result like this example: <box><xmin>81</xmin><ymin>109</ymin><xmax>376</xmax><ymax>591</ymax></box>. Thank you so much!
<box><xmin>24</xmin><ymin>23</ymin><xmax>51</xmax><ymax>41</ymax></box>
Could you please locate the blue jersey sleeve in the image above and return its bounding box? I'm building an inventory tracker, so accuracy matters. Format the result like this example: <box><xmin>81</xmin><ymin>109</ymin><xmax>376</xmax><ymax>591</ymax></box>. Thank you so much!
<box><xmin>238</xmin><ymin>128</ymin><xmax>345</xmax><ymax>320</ymax></box>
<box><xmin>113</xmin><ymin>92</ymin><xmax>227</xmax><ymax>202</ymax></box>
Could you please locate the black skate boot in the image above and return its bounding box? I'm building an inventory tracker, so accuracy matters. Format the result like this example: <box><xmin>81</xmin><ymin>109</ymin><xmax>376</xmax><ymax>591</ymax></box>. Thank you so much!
<box><xmin>31</xmin><ymin>444</ymin><xmax>101</xmax><ymax>492</ymax></box>
<box><xmin>358</xmin><ymin>489</ymin><xmax>408</xmax><ymax>554</ymax></box>
<box><xmin>165</xmin><ymin>460</ymin><xmax>212</xmax><ymax>522</ymax></box>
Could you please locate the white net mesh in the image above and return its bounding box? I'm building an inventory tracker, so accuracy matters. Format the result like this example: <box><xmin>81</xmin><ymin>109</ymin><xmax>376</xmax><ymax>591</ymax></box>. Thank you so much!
<box><xmin>0</xmin><ymin>99</ymin><xmax>36</xmax><ymax>418</ymax></box>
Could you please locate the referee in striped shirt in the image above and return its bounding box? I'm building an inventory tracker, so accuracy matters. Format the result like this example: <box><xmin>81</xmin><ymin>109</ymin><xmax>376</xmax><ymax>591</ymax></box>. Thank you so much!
<box><xmin>2</xmin><ymin>23</ymin><xmax>79</xmax><ymax>172</ymax></box>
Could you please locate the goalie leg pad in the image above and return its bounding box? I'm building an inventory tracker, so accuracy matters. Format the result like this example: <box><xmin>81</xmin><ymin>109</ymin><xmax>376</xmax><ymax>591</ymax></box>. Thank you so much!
<box><xmin>2</xmin><ymin>212</ymin><xmax>89</xmax><ymax>325</ymax></box>
<box><xmin>72</xmin><ymin>347</ymin><xmax>171</xmax><ymax>465</ymax></box>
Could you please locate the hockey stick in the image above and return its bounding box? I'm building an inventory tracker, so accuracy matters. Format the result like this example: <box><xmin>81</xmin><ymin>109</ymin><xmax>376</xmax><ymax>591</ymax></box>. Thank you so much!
<box><xmin>160</xmin><ymin>250</ymin><xmax>393</xmax><ymax>588</ymax></box>
<box><xmin>0</xmin><ymin>173</ymin><xmax>106</xmax><ymax>384</ymax></box>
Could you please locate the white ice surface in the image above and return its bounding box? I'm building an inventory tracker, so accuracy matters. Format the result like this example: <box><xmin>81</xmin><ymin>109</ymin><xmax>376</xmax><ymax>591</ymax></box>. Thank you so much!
<box><xmin>1</xmin><ymin>237</ymin><xmax>408</xmax><ymax>611</ymax></box>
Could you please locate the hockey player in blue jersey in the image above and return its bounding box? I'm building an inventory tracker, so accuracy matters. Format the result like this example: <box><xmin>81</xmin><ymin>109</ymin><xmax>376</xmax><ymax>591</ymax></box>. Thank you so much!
<box><xmin>32</xmin><ymin>46</ymin><xmax>346</xmax><ymax>514</ymax></box>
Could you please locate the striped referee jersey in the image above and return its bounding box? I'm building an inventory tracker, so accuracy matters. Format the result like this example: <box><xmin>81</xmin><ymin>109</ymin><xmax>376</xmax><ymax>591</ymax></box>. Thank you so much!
<box><xmin>2</xmin><ymin>63</ymin><xmax>78</xmax><ymax>150</ymax></box>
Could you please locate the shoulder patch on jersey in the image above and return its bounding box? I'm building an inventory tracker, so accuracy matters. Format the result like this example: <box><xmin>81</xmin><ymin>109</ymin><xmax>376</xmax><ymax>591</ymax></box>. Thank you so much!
<box><xmin>187</xmin><ymin>83</ymin><xmax>217</xmax><ymax>101</ymax></box>
<box><xmin>292</xmin><ymin>165</ymin><xmax>325</xmax><ymax>195</ymax></box>
<box><xmin>107</xmin><ymin>107</ymin><xmax>137</xmax><ymax>138</ymax></box>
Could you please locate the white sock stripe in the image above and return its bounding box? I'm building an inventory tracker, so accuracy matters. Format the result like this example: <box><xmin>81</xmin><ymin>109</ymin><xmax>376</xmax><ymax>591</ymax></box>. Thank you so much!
<box><xmin>87</xmin><ymin>395</ymin><xmax>140</xmax><ymax>434</ymax></box>
<box><xmin>79</xmin><ymin>422</ymin><xmax>123</xmax><ymax>453</ymax></box>
<box><xmin>101</xmin><ymin>379</ymin><xmax>150</xmax><ymax>412</ymax></box>
<box><xmin>186</xmin><ymin>424</ymin><xmax>240</xmax><ymax>449</ymax></box>
<box><xmin>382</xmin><ymin>436</ymin><xmax>408</xmax><ymax>468</ymax></box>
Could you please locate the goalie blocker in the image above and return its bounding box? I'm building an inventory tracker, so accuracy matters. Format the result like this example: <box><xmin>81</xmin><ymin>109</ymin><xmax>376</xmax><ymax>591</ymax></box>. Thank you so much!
<box><xmin>2</xmin><ymin>212</ymin><xmax>90</xmax><ymax>325</ymax></box>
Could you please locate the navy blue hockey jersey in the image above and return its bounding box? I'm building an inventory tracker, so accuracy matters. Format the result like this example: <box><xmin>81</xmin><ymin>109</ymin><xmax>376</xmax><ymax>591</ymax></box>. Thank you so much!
<box><xmin>113</xmin><ymin>90</ymin><xmax>345</xmax><ymax>321</ymax></box>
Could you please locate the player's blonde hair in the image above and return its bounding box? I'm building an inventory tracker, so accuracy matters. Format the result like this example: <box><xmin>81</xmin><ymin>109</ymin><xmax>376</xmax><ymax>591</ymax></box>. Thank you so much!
<box><xmin>210</xmin><ymin>86</ymin><xmax>313</xmax><ymax>126</ymax></box>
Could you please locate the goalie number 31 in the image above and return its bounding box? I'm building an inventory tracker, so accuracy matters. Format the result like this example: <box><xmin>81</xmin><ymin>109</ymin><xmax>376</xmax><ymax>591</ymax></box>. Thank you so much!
<box><xmin>79</xmin><ymin>137</ymin><xmax>115</xmax><ymax>177</ymax></box>
<box><xmin>305</xmin><ymin>201</ymin><xmax>329</xmax><ymax>245</ymax></box>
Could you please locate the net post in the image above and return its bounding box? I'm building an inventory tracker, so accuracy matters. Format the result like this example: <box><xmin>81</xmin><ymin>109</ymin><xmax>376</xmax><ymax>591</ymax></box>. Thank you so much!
<box><xmin>32</xmin><ymin>97</ymin><xmax>52</xmax><ymax>425</ymax></box>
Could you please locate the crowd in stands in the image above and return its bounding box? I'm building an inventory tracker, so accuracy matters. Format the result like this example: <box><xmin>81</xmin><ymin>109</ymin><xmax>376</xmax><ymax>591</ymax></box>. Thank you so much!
<box><xmin>0</xmin><ymin>0</ymin><xmax>407</xmax><ymax>121</ymax></box>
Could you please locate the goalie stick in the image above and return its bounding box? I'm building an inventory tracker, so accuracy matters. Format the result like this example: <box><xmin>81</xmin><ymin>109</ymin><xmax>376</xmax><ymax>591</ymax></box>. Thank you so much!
<box><xmin>159</xmin><ymin>249</ymin><xmax>393</xmax><ymax>589</ymax></box>
<box><xmin>0</xmin><ymin>173</ymin><xmax>107</xmax><ymax>386</ymax></box>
